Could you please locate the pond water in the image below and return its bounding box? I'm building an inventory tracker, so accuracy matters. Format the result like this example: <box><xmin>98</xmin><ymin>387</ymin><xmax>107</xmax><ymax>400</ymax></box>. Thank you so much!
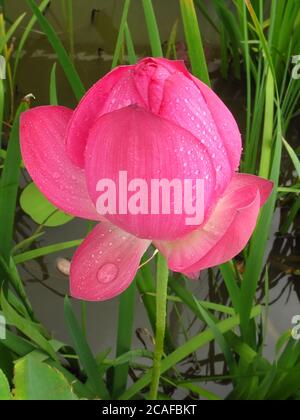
<box><xmin>5</xmin><ymin>0</ymin><xmax>300</xmax><ymax>398</ymax></box>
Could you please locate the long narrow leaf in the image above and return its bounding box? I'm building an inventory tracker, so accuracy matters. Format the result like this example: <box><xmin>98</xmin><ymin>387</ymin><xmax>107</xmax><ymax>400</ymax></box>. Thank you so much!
<box><xmin>180</xmin><ymin>0</ymin><xmax>210</xmax><ymax>85</ymax></box>
<box><xmin>0</xmin><ymin>102</ymin><xmax>28</xmax><ymax>263</ymax></box>
<box><xmin>142</xmin><ymin>0</ymin><xmax>163</xmax><ymax>57</ymax></box>
<box><xmin>111</xmin><ymin>0</ymin><xmax>131</xmax><ymax>68</ymax></box>
<box><xmin>64</xmin><ymin>297</ymin><xmax>110</xmax><ymax>399</ymax></box>
<box><xmin>13</xmin><ymin>0</ymin><xmax>50</xmax><ymax>82</ymax></box>
<box><xmin>26</xmin><ymin>0</ymin><xmax>85</xmax><ymax>101</ymax></box>
<box><xmin>14</xmin><ymin>240</ymin><xmax>82</xmax><ymax>265</ymax></box>
<box><xmin>112</xmin><ymin>281</ymin><xmax>136</xmax><ymax>398</ymax></box>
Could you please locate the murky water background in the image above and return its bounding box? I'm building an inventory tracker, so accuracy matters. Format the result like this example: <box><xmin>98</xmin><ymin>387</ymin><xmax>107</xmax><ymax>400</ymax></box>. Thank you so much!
<box><xmin>4</xmin><ymin>0</ymin><xmax>300</xmax><ymax>398</ymax></box>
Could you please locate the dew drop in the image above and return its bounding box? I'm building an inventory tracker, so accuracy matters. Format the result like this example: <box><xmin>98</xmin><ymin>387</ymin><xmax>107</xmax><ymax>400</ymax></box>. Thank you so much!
<box><xmin>97</xmin><ymin>263</ymin><xmax>119</xmax><ymax>284</ymax></box>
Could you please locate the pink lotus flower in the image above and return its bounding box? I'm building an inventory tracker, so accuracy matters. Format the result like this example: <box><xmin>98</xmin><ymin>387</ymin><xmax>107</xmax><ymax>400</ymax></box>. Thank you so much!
<box><xmin>20</xmin><ymin>58</ymin><xmax>273</xmax><ymax>301</ymax></box>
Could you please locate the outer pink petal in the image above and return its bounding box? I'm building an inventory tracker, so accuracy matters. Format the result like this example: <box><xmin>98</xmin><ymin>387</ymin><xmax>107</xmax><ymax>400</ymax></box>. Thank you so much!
<box><xmin>192</xmin><ymin>77</ymin><xmax>242</xmax><ymax>172</ymax></box>
<box><xmin>182</xmin><ymin>190</ymin><xmax>260</xmax><ymax>273</ymax></box>
<box><xmin>224</xmin><ymin>173</ymin><xmax>273</xmax><ymax>206</ymax></box>
<box><xmin>20</xmin><ymin>106</ymin><xmax>100</xmax><ymax>221</ymax></box>
<box><xmin>66</xmin><ymin>65</ymin><xmax>146</xmax><ymax>167</ymax></box>
<box><xmin>159</xmin><ymin>72</ymin><xmax>235</xmax><ymax>196</ymax></box>
<box><xmin>70</xmin><ymin>221</ymin><xmax>150</xmax><ymax>301</ymax></box>
<box><xmin>155</xmin><ymin>173</ymin><xmax>273</xmax><ymax>271</ymax></box>
<box><xmin>85</xmin><ymin>105</ymin><xmax>216</xmax><ymax>240</ymax></box>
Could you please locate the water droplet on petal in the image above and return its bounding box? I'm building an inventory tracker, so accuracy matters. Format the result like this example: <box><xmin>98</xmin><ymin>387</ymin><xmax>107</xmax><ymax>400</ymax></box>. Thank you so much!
<box><xmin>97</xmin><ymin>263</ymin><xmax>119</xmax><ymax>284</ymax></box>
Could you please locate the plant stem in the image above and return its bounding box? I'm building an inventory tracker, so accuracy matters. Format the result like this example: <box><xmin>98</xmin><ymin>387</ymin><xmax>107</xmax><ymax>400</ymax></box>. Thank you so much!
<box><xmin>149</xmin><ymin>253</ymin><xmax>169</xmax><ymax>400</ymax></box>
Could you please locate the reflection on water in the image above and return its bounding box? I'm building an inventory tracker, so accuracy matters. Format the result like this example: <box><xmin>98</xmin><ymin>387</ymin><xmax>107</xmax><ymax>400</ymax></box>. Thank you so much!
<box><xmin>5</xmin><ymin>0</ymin><xmax>300</xmax><ymax>398</ymax></box>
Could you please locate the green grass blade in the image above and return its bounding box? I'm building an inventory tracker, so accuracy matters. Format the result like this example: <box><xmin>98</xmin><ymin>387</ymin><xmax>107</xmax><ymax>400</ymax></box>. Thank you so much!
<box><xmin>65</xmin><ymin>0</ymin><xmax>75</xmax><ymax>58</ymax></box>
<box><xmin>220</xmin><ymin>262</ymin><xmax>241</xmax><ymax>312</ymax></box>
<box><xmin>0</xmin><ymin>13</ymin><xmax>26</xmax><ymax>54</ymax></box>
<box><xmin>0</xmin><ymin>79</ymin><xmax>3</xmax><ymax>150</ymax></box>
<box><xmin>281</xmin><ymin>194</ymin><xmax>300</xmax><ymax>233</ymax></box>
<box><xmin>0</xmin><ymin>102</ymin><xmax>28</xmax><ymax>263</ymax></box>
<box><xmin>240</xmin><ymin>117</ymin><xmax>282</xmax><ymax>344</ymax></box>
<box><xmin>49</xmin><ymin>63</ymin><xmax>58</xmax><ymax>105</ymax></box>
<box><xmin>13</xmin><ymin>0</ymin><xmax>50</xmax><ymax>82</ymax></box>
<box><xmin>13</xmin><ymin>239</ymin><xmax>82</xmax><ymax>265</ymax></box>
<box><xmin>0</xmin><ymin>369</ymin><xmax>11</xmax><ymax>400</ymax></box>
<box><xmin>64</xmin><ymin>297</ymin><xmax>110</xmax><ymax>399</ymax></box>
<box><xmin>283</xmin><ymin>138</ymin><xmax>300</xmax><ymax>179</ymax></box>
<box><xmin>0</xmin><ymin>255</ymin><xmax>33</xmax><ymax>316</ymax></box>
<box><xmin>112</xmin><ymin>282</ymin><xmax>136</xmax><ymax>398</ymax></box>
<box><xmin>245</xmin><ymin>0</ymin><xmax>277</xmax><ymax>88</ymax></box>
<box><xmin>0</xmin><ymin>289</ymin><xmax>58</xmax><ymax>362</ymax></box>
<box><xmin>142</xmin><ymin>0</ymin><xmax>163</xmax><ymax>57</ymax></box>
<box><xmin>213</xmin><ymin>0</ymin><xmax>241</xmax><ymax>78</ymax></box>
<box><xmin>112</xmin><ymin>281</ymin><xmax>136</xmax><ymax>398</ymax></box>
<box><xmin>240</xmin><ymin>0</ymin><xmax>252</xmax><ymax>160</ymax></box>
<box><xmin>26</xmin><ymin>0</ymin><xmax>85</xmax><ymax>101</ymax></box>
<box><xmin>192</xmin><ymin>297</ymin><xmax>237</xmax><ymax>373</ymax></box>
<box><xmin>111</xmin><ymin>0</ymin><xmax>131</xmax><ymax>68</ymax></box>
<box><xmin>179</xmin><ymin>0</ymin><xmax>210</xmax><ymax>85</ymax></box>
<box><xmin>259</xmin><ymin>68</ymin><xmax>275</xmax><ymax>178</ymax></box>
<box><xmin>165</xmin><ymin>19</ymin><xmax>179</xmax><ymax>59</ymax></box>
<box><xmin>177</xmin><ymin>381</ymin><xmax>222</xmax><ymax>400</ymax></box>
<box><xmin>124</xmin><ymin>23</ymin><xmax>137</xmax><ymax>64</ymax></box>
<box><xmin>194</xmin><ymin>0</ymin><xmax>220</xmax><ymax>33</ymax></box>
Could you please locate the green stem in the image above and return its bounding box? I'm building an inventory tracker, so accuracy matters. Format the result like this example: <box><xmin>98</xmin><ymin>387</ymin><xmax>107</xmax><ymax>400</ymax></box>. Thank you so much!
<box><xmin>149</xmin><ymin>253</ymin><xmax>169</xmax><ymax>400</ymax></box>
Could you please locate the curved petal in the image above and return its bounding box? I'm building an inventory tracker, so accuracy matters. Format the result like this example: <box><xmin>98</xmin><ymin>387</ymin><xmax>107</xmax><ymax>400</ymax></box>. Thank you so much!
<box><xmin>70</xmin><ymin>221</ymin><xmax>150</xmax><ymax>301</ymax></box>
<box><xmin>155</xmin><ymin>173</ymin><xmax>273</xmax><ymax>271</ymax></box>
<box><xmin>224</xmin><ymin>173</ymin><xmax>273</xmax><ymax>206</ymax></box>
<box><xmin>192</xmin><ymin>77</ymin><xmax>242</xmax><ymax>172</ymax></box>
<box><xmin>159</xmin><ymin>72</ymin><xmax>235</xmax><ymax>196</ymax></box>
<box><xmin>182</xmin><ymin>190</ymin><xmax>260</xmax><ymax>273</ymax></box>
<box><xmin>66</xmin><ymin>65</ymin><xmax>146</xmax><ymax>167</ymax></box>
<box><xmin>20</xmin><ymin>106</ymin><xmax>99</xmax><ymax>221</ymax></box>
<box><xmin>132</xmin><ymin>58</ymin><xmax>190</xmax><ymax>114</ymax></box>
<box><xmin>85</xmin><ymin>105</ymin><xmax>216</xmax><ymax>240</ymax></box>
